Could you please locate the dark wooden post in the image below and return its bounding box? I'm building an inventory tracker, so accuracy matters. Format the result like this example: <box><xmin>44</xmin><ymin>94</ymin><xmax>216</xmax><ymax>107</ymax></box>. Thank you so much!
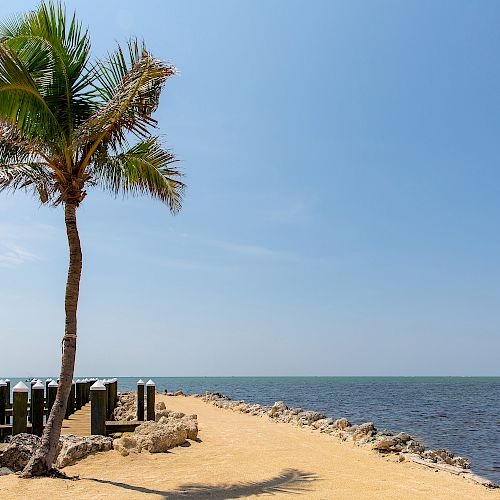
<box><xmin>29</xmin><ymin>379</ymin><xmax>37</xmax><ymax>423</ymax></box>
<box><xmin>85</xmin><ymin>379</ymin><xmax>91</xmax><ymax>403</ymax></box>
<box><xmin>0</xmin><ymin>379</ymin><xmax>6</xmax><ymax>425</ymax></box>
<box><xmin>90</xmin><ymin>380</ymin><xmax>107</xmax><ymax>436</ymax></box>
<box><xmin>106</xmin><ymin>378</ymin><xmax>117</xmax><ymax>420</ymax></box>
<box><xmin>31</xmin><ymin>380</ymin><xmax>44</xmax><ymax>436</ymax></box>
<box><xmin>112</xmin><ymin>378</ymin><xmax>118</xmax><ymax>416</ymax></box>
<box><xmin>81</xmin><ymin>378</ymin><xmax>87</xmax><ymax>404</ymax></box>
<box><xmin>146</xmin><ymin>379</ymin><xmax>156</xmax><ymax>421</ymax></box>
<box><xmin>45</xmin><ymin>378</ymin><xmax>52</xmax><ymax>395</ymax></box>
<box><xmin>12</xmin><ymin>381</ymin><xmax>28</xmax><ymax>435</ymax></box>
<box><xmin>75</xmin><ymin>379</ymin><xmax>83</xmax><ymax>410</ymax></box>
<box><xmin>65</xmin><ymin>380</ymin><xmax>76</xmax><ymax>419</ymax></box>
<box><xmin>137</xmin><ymin>379</ymin><xmax>145</xmax><ymax>421</ymax></box>
<box><xmin>4</xmin><ymin>379</ymin><xmax>10</xmax><ymax>424</ymax></box>
<box><xmin>47</xmin><ymin>380</ymin><xmax>58</xmax><ymax>414</ymax></box>
<box><xmin>105</xmin><ymin>379</ymin><xmax>112</xmax><ymax>420</ymax></box>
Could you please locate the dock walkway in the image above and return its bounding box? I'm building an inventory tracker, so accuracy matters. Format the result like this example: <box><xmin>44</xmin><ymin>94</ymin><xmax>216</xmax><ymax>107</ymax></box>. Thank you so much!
<box><xmin>61</xmin><ymin>403</ymin><xmax>91</xmax><ymax>436</ymax></box>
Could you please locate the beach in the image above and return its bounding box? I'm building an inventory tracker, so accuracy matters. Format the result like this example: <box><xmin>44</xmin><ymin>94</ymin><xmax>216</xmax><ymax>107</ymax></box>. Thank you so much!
<box><xmin>1</xmin><ymin>394</ymin><xmax>498</xmax><ymax>499</ymax></box>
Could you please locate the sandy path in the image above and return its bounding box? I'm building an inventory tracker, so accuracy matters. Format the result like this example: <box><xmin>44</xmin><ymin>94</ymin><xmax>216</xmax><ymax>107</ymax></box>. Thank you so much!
<box><xmin>0</xmin><ymin>394</ymin><xmax>498</xmax><ymax>499</ymax></box>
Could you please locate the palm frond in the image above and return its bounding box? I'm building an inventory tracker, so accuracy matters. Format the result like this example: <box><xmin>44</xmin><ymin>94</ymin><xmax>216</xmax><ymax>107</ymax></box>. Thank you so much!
<box><xmin>0</xmin><ymin>41</ymin><xmax>66</xmax><ymax>152</ymax></box>
<box><xmin>91</xmin><ymin>137</ymin><xmax>184</xmax><ymax>212</ymax></box>
<box><xmin>74</xmin><ymin>39</ymin><xmax>175</xmax><ymax>171</ymax></box>
<box><xmin>0</xmin><ymin>1</ymin><xmax>95</xmax><ymax>140</ymax></box>
<box><xmin>0</xmin><ymin>159</ymin><xmax>56</xmax><ymax>204</ymax></box>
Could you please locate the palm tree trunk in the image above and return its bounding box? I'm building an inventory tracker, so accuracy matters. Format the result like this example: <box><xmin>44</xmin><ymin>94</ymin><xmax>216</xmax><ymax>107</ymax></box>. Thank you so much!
<box><xmin>22</xmin><ymin>202</ymin><xmax>82</xmax><ymax>477</ymax></box>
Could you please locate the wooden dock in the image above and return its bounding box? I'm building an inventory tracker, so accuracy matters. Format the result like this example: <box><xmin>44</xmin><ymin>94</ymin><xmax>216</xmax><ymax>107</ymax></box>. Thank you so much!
<box><xmin>61</xmin><ymin>403</ymin><xmax>92</xmax><ymax>436</ymax></box>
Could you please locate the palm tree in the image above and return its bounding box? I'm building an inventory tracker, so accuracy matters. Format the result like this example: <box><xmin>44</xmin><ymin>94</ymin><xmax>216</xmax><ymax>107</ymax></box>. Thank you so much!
<box><xmin>0</xmin><ymin>1</ymin><xmax>183</xmax><ymax>476</ymax></box>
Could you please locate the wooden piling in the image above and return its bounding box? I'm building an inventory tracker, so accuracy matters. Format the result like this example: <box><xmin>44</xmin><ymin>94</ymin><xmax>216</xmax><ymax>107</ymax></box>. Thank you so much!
<box><xmin>113</xmin><ymin>379</ymin><xmax>118</xmax><ymax>414</ymax></box>
<box><xmin>75</xmin><ymin>379</ymin><xmax>83</xmax><ymax>410</ymax></box>
<box><xmin>90</xmin><ymin>380</ymin><xmax>107</xmax><ymax>436</ymax></box>
<box><xmin>107</xmin><ymin>378</ymin><xmax>117</xmax><ymax>420</ymax></box>
<box><xmin>85</xmin><ymin>379</ymin><xmax>91</xmax><ymax>403</ymax></box>
<box><xmin>0</xmin><ymin>380</ymin><xmax>6</xmax><ymax>425</ymax></box>
<box><xmin>65</xmin><ymin>381</ymin><xmax>76</xmax><ymax>419</ymax></box>
<box><xmin>31</xmin><ymin>380</ymin><xmax>44</xmax><ymax>436</ymax></box>
<box><xmin>146</xmin><ymin>379</ymin><xmax>156</xmax><ymax>421</ymax></box>
<box><xmin>29</xmin><ymin>379</ymin><xmax>37</xmax><ymax>423</ymax></box>
<box><xmin>4</xmin><ymin>379</ymin><xmax>10</xmax><ymax>424</ymax></box>
<box><xmin>13</xmin><ymin>381</ymin><xmax>28</xmax><ymax>435</ymax></box>
<box><xmin>137</xmin><ymin>379</ymin><xmax>145</xmax><ymax>421</ymax></box>
<box><xmin>47</xmin><ymin>380</ymin><xmax>58</xmax><ymax>414</ymax></box>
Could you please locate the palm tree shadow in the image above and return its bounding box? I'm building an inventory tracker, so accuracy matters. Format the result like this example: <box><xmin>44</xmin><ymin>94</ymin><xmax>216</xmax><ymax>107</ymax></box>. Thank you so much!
<box><xmin>86</xmin><ymin>468</ymin><xmax>318</xmax><ymax>498</ymax></box>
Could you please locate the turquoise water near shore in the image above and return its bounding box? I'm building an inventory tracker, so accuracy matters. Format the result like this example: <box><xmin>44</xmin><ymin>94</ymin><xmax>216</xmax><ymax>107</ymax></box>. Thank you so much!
<box><xmin>7</xmin><ymin>376</ymin><xmax>499</xmax><ymax>483</ymax></box>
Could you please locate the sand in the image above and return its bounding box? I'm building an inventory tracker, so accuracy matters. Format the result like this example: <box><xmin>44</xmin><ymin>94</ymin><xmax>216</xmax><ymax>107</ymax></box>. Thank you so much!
<box><xmin>0</xmin><ymin>394</ymin><xmax>498</xmax><ymax>499</ymax></box>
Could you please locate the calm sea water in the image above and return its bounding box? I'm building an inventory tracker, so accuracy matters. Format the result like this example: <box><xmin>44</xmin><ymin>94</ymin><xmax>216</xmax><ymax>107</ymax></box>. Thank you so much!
<box><xmin>6</xmin><ymin>376</ymin><xmax>499</xmax><ymax>483</ymax></box>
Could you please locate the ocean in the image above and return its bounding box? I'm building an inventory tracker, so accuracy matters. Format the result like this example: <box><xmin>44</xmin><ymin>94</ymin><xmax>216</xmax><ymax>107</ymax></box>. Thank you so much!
<box><xmin>7</xmin><ymin>376</ymin><xmax>499</xmax><ymax>483</ymax></box>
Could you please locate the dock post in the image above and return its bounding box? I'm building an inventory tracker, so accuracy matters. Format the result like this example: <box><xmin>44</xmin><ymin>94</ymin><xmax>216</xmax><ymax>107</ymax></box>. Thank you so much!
<box><xmin>4</xmin><ymin>379</ymin><xmax>10</xmax><ymax>424</ymax></box>
<box><xmin>13</xmin><ymin>382</ymin><xmax>28</xmax><ymax>435</ymax></box>
<box><xmin>75</xmin><ymin>379</ymin><xmax>83</xmax><ymax>411</ymax></box>
<box><xmin>90</xmin><ymin>380</ymin><xmax>107</xmax><ymax>436</ymax></box>
<box><xmin>65</xmin><ymin>380</ymin><xmax>75</xmax><ymax>419</ymax></box>
<box><xmin>47</xmin><ymin>380</ymin><xmax>58</xmax><ymax>414</ymax></box>
<box><xmin>146</xmin><ymin>379</ymin><xmax>156</xmax><ymax>421</ymax></box>
<box><xmin>31</xmin><ymin>381</ymin><xmax>44</xmax><ymax>436</ymax></box>
<box><xmin>112</xmin><ymin>378</ymin><xmax>118</xmax><ymax>416</ymax></box>
<box><xmin>29</xmin><ymin>379</ymin><xmax>37</xmax><ymax>423</ymax></box>
<box><xmin>45</xmin><ymin>378</ymin><xmax>52</xmax><ymax>394</ymax></box>
<box><xmin>85</xmin><ymin>379</ymin><xmax>91</xmax><ymax>403</ymax></box>
<box><xmin>107</xmin><ymin>378</ymin><xmax>117</xmax><ymax>420</ymax></box>
<box><xmin>104</xmin><ymin>378</ymin><xmax>113</xmax><ymax>420</ymax></box>
<box><xmin>137</xmin><ymin>379</ymin><xmax>145</xmax><ymax>421</ymax></box>
<box><xmin>0</xmin><ymin>380</ymin><xmax>6</xmax><ymax>425</ymax></box>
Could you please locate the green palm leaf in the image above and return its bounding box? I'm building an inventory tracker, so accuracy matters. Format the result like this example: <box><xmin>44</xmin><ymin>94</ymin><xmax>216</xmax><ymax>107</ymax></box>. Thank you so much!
<box><xmin>75</xmin><ymin>39</ymin><xmax>175</xmax><ymax>171</ymax></box>
<box><xmin>92</xmin><ymin>137</ymin><xmax>184</xmax><ymax>212</ymax></box>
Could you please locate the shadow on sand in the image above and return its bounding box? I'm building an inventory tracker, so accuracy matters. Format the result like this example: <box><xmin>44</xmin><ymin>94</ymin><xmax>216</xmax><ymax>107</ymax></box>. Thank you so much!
<box><xmin>85</xmin><ymin>468</ymin><xmax>318</xmax><ymax>498</ymax></box>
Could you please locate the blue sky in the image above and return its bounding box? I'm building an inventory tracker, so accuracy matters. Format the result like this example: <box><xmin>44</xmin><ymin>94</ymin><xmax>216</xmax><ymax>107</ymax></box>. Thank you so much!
<box><xmin>1</xmin><ymin>0</ymin><xmax>499</xmax><ymax>376</ymax></box>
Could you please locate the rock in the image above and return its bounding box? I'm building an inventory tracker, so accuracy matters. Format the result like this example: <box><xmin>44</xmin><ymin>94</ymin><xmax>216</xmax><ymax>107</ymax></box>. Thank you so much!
<box><xmin>55</xmin><ymin>435</ymin><xmax>113</xmax><ymax>468</ymax></box>
<box><xmin>372</xmin><ymin>432</ymin><xmax>426</xmax><ymax>455</ymax></box>
<box><xmin>453</xmin><ymin>455</ymin><xmax>471</xmax><ymax>469</ymax></box>
<box><xmin>334</xmin><ymin>418</ymin><xmax>351</xmax><ymax>430</ymax></box>
<box><xmin>113</xmin><ymin>392</ymin><xmax>137</xmax><ymax>421</ymax></box>
<box><xmin>0</xmin><ymin>434</ymin><xmax>39</xmax><ymax>471</ymax></box>
<box><xmin>373</xmin><ymin>437</ymin><xmax>403</xmax><ymax>452</ymax></box>
<box><xmin>269</xmin><ymin>401</ymin><xmax>288</xmax><ymax>416</ymax></box>
<box><xmin>155</xmin><ymin>409</ymin><xmax>171</xmax><ymax>421</ymax></box>
<box><xmin>181</xmin><ymin>415</ymin><xmax>198</xmax><ymax>440</ymax></box>
<box><xmin>352</xmin><ymin>422</ymin><xmax>376</xmax><ymax>442</ymax></box>
<box><xmin>173</xmin><ymin>391</ymin><xmax>185</xmax><ymax>396</ymax></box>
<box><xmin>312</xmin><ymin>418</ymin><xmax>329</xmax><ymax>429</ymax></box>
<box><xmin>422</xmin><ymin>449</ymin><xmax>471</xmax><ymax>469</ymax></box>
<box><xmin>0</xmin><ymin>467</ymin><xmax>13</xmax><ymax>476</ymax></box>
<box><xmin>0</xmin><ymin>433</ymin><xmax>114</xmax><ymax>471</ymax></box>
<box><xmin>405</xmin><ymin>439</ymin><xmax>426</xmax><ymax>454</ymax></box>
<box><xmin>113</xmin><ymin>434</ymin><xmax>140</xmax><ymax>457</ymax></box>
<box><xmin>297</xmin><ymin>411</ymin><xmax>326</xmax><ymax>425</ymax></box>
<box><xmin>133</xmin><ymin>420</ymin><xmax>188</xmax><ymax>453</ymax></box>
<box><xmin>114</xmin><ymin>413</ymin><xmax>198</xmax><ymax>455</ymax></box>
<box><xmin>155</xmin><ymin>401</ymin><xmax>166</xmax><ymax>411</ymax></box>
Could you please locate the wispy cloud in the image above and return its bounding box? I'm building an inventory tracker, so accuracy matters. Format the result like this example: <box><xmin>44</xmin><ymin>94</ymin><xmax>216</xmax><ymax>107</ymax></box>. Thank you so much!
<box><xmin>0</xmin><ymin>243</ymin><xmax>39</xmax><ymax>268</ymax></box>
<box><xmin>0</xmin><ymin>222</ymin><xmax>58</xmax><ymax>268</ymax></box>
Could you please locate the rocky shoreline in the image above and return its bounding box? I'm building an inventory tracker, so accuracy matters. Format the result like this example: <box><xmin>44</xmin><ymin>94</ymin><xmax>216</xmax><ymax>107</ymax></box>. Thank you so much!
<box><xmin>191</xmin><ymin>391</ymin><xmax>498</xmax><ymax>489</ymax></box>
<box><xmin>0</xmin><ymin>390</ymin><xmax>496</xmax><ymax>490</ymax></box>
